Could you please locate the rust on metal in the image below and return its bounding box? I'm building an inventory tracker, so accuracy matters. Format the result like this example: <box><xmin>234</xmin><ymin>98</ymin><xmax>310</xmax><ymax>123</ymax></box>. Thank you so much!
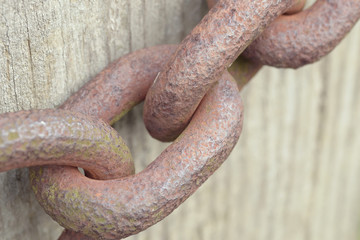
<box><xmin>0</xmin><ymin>0</ymin><xmax>359</xmax><ymax>239</ymax></box>
<box><xmin>205</xmin><ymin>0</ymin><xmax>305</xmax><ymax>91</ymax></box>
<box><xmin>143</xmin><ymin>0</ymin><xmax>296</xmax><ymax>142</ymax></box>
<box><xmin>61</xmin><ymin>45</ymin><xmax>177</xmax><ymax>125</ymax></box>
<box><xmin>205</xmin><ymin>0</ymin><xmax>303</xmax><ymax>90</ymax></box>
<box><xmin>59</xmin><ymin>229</ymin><xmax>95</xmax><ymax>240</ymax></box>
<box><xmin>25</xmin><ymin>46</ymin><xmax>244</xmax><ymax>239</ymax></box>
<box><xmin>208</xmin><ymin>0</ymin><xmax>360</xmax><ymax>68</ymax></box>
<box><xmin>207</xmin><ymin>0</ymin><xmax>306</xmax><ymax>89</ymax></box>
<box><xmin>0</xmin><ymin>109</ymin><xmax>133</xmax><ymax>180</ymax></box>
<box><xmin>207</xmin><ymin>0</ymin><xmax>305</xmax><ymax>14</ymax></box>
<box><xmin>57</xmin><ymin>45</ymin><xmax>178</xmax><ymax>239</ymax></box>
<box><xmin>243</xmin><ymin>0</ymin><xmax>360</xmax><ymax>68</ymax></box>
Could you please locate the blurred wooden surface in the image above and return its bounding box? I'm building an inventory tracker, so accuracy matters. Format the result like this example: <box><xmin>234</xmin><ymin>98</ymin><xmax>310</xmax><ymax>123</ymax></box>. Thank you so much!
<box><xmin>0</xmin><ymin>0</ymin><xmax>359</xmax><ymax>239</ymax></box>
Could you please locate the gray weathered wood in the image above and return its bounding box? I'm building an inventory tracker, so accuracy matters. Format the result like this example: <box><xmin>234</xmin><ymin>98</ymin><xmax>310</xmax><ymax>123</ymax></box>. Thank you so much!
<box><xmin>1</xmin><ymin>0</ymin><xmax>360</xmax><ymax>239</ymax></box>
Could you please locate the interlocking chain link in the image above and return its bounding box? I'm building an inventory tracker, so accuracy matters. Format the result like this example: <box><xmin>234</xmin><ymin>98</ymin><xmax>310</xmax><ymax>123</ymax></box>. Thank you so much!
<box><xmin>143</xmin><ymin>0</ymin><xmax>360</xmax><ymax>141</ymax></box>
<box><xmin>144</xmin><ymin>0</ymin><xmax>296</xmax><ymax>141</ymax></box>
<box><xmin>0</xmin><ymin>0</ymin><xmax>359</xmax><ymax>239</ymax></box>
<box><xmin>34</xmin><ymin>46</ymin><xmax>243</xmax><ymax>239</ymax></box>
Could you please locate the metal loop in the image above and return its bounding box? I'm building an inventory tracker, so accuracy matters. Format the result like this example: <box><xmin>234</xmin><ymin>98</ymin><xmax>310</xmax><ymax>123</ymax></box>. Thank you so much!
<box><xmin>243</xmin><ymin>0</ymin><xmax>360</xmax><ymax>68</ymax></box>
<box><xmin>0</xmin><ymin>109</ymin><xmax>133</xmax><ymax>180</ymax></box>
<box><xmin>29</xmin><ymin>45</ymin><xmax>243</xmax><ymax>239</ymax></box>
<box><xmin>207</xmin><ymin>0</ymin><xmax>305</xmax><ymax>14</ymax></box>
<box><xmin>143</xmin><ymin>0</ymin><xmax>295</xmax><ymax>142</ymax></box>
<box><xmin>208</xmin><ymin>0</ymin><xmax>360</xmax><ymax>68</ymax></box>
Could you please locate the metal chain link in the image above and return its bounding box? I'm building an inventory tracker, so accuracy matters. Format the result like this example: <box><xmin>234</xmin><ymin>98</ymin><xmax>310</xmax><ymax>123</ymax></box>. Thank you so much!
<box><xmin>143</xmin><ymin>0</ymin><xmax>360</xmax><ymax>141</ymax></box>
<box><xmin>0</xmin><ymin>0</ymin><xmax>359</xmax><ymax>239</ymax></box>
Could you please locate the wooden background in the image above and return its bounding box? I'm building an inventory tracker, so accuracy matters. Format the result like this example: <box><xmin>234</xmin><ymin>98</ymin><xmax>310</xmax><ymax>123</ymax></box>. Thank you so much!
<box><xmin>1</xmin><ymin>0</ymin><xmax>360</xmax><ymax>239</ymax></box>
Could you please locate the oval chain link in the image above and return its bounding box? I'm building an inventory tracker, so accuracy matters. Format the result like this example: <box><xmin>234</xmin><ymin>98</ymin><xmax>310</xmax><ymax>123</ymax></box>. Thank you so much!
<box><xmin>143</xmin><ymin>0</ymin><xmax>360</xmax><ymax>142</ymax></box>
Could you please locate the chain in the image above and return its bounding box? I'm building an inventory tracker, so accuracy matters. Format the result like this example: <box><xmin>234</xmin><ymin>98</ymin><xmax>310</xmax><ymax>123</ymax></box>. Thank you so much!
<box><xmin>143</xmin><ymin>0</ymin><xmax>360</xmax><ymax>141</ymax></box>
<box><xmin>0</xmin><ymin>0</ymin><xmax>359</xmax><ymax>239</ymax></box>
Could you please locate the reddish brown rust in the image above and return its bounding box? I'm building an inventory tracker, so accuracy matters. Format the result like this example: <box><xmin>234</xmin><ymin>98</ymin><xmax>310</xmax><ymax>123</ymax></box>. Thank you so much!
<box><xmin>57</xmin><ymin>45</ymin><xmax>177</xmax><ymax>240</ymax></box>
<box><xmin>207</xmin><ymin>0</ymin><xmax>360</xmax><ymax>68</ymax></box>
<box><xmin>61</xmin><ymin>45</ymin><xmax>177</xmax><ymax>125</ymax></box>
<box><xmin>0</xmin><ymin>0</ymin><xmax>356</xmax><ymax>238</ymax></box>
<box><xmin>59</xmin><ymin>229</ymin><xmax>95</xmax><ymax>240</ymax></box>
<box><xmin>207</xmin><ymin>0</ymin><xmax>305</xmax><ymax>14</ymax></box>
<box><xmin>0</xmin><ymin>109</ymin><xmax>133</xmax><ymax>180</ymax></box>
<box><xmin>243</xmin><ymin>0</ymin><xmax>360</xmax><ymax>68</ymax></box>
<box><xmin>206</xmin><ymin>0</ymin><xmax>304</xmax><ymax>88</ymax></box>
<box><xmin>143</xmin><ymin>0</ymin><xmax>296</xmax><ymax>142</ymax></box>
<box><xmin>27</xmin><ymin>45</ymin><xmax>243</xmax><ymax>239</ymax></box>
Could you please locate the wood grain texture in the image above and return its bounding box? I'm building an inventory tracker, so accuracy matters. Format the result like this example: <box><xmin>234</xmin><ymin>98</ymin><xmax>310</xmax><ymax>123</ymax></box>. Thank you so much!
<box><xmin>1</xmin><ymin>0</ymin><xmax>360</xmax><ymax>239</ymax></box>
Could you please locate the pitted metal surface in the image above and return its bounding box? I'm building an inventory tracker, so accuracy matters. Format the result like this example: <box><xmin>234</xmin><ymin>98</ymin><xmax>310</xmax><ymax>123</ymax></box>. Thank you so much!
<box><xmin>0</xmin><ymin>0</ymin><xmax>359</xmax><ymax>239</ymax></box>
<box><xmin>0</xmin><ymin>109</ymin><xmax>133</xmax><ymax>180</ymax></box>
<box><xmin>143</xmin><ymin>0</ymin><xmax>295</xmax><ymax>142</ymax></box>
<box><xmin>243</xmin><ymin>0</ymin><xmax>360</xmax><ymax>68</ymax></box>
<box><xmin>30</xmin><ymin>46</ymin><xmax>243</xmax><ymax>239</ymax></box>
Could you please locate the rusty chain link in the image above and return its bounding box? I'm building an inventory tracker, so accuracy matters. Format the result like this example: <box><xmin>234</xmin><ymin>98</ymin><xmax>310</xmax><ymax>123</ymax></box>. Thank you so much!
<box><xmin>0</xmin><ymin>0</ymin><xmax>359</xmax><ymax>239</ymax></box>
<box><xmin>35</xmin><ymin>46</ymin><xmax>243</xmax><ymax>239</ymax></box>
<box><xmin>143</xmin><ymin>0</ymin><xmax>360</xmax><ymax>142</ymax></box>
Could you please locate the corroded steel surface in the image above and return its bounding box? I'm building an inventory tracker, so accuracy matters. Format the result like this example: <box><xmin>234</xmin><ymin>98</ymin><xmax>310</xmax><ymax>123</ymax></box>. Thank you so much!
<box><xmin>207</xmin><ymin>0</ymin><xmax>305</xmax><ymax>14</ymax></box>
<box><xmin>59</xmin><ymin>229</ymin><xmax>95</xmax><ymax>240</ymax></box>
<box><xmin>27</xmin><ymin>46</ymin><xmax>243</xmax><ymax>239</ymax></box>
<box><xmin>0</xmin><ymin>0</ymin><xmax>358</xmax><ymax>239</ymax></box>
<box><xmin>207</xmin><ymin>0</ymin><xmax>360</xmax><ymax>68</ymax></box>
<box><xmin>243</xmin><ymin>0</ymin><xmax>360</xmax><ymax>68</ymax></box>
<box><xmin>58</xmin><ymin>45</ymin><xmax>177</xmax><ymax>238</ymax></box>
<box><xmin>143</xmin><ymin>0</ymin><xmax>294</xmax><ymax>142</ymax></box>
<box><xmin>0</xmin><ymin>109</ymin><xmax>133</xmax><ymax>180</ymax></box>
<box><xmin>61</xmin><ymin>45</ymin><xmax>177</xmax><ymax>125</ymax></box>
